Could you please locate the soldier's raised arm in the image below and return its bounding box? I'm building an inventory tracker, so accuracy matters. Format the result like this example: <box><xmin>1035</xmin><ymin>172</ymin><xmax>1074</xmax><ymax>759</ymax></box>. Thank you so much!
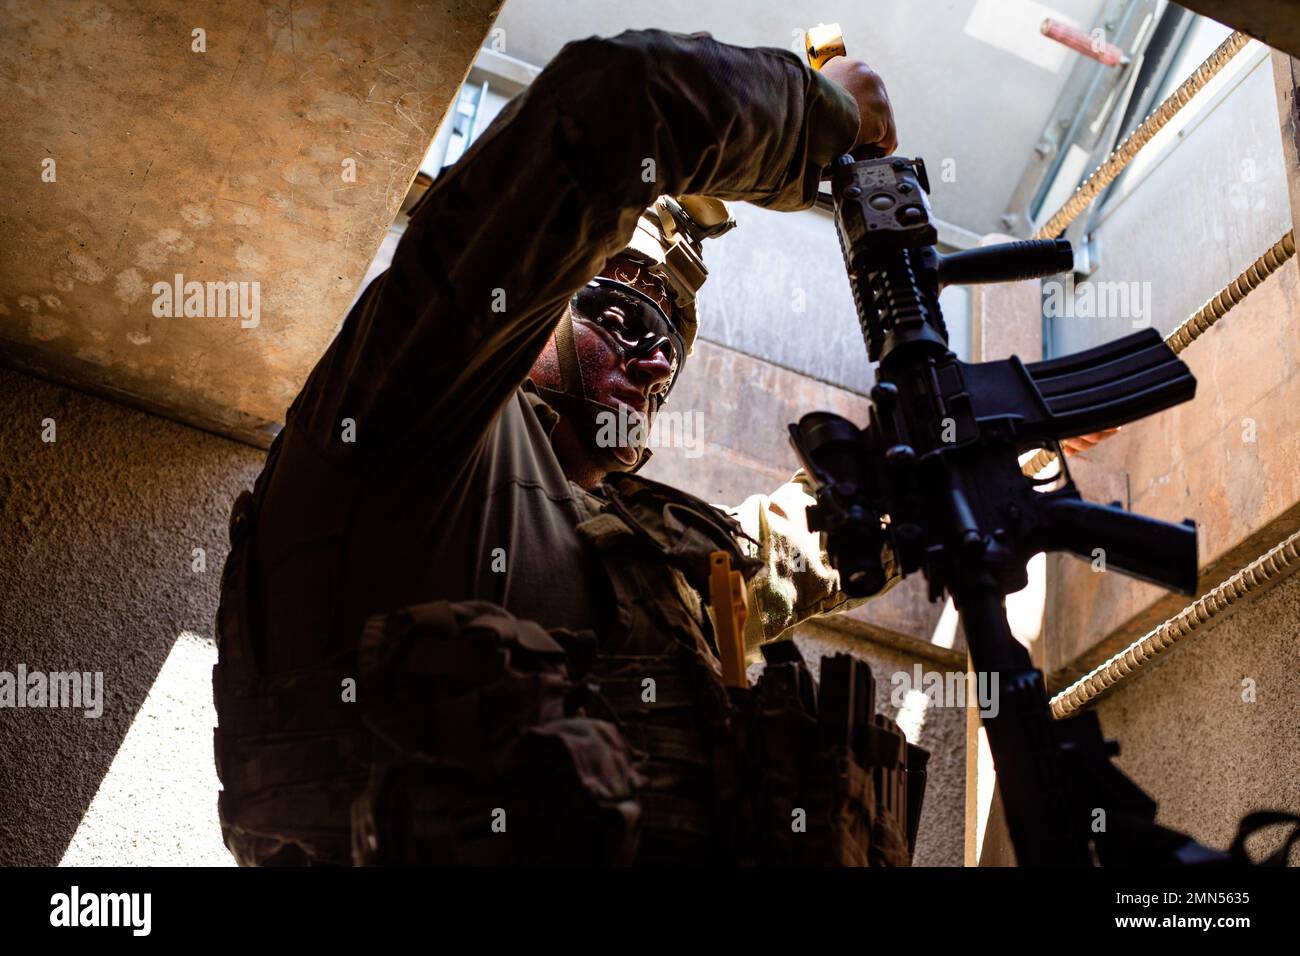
<box><xmin>292</xmin><ymin>29</ymin><xmax>878</xmax><ymax>457</ymax></box>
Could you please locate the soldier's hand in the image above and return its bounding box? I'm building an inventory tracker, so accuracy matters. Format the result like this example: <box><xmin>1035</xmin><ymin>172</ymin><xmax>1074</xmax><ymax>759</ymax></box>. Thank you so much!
<box><xmin>820</xmin><ymin>57</ymin><xmax>898</xmax><ymax>155</ymax></box>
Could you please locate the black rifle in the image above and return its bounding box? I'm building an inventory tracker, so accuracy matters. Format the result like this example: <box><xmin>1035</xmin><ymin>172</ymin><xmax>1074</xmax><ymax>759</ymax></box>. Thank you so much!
<box><xmin>792</xmin><ymin>153</ymin><xmax>1229</xmax><ymax>865</ymax></box>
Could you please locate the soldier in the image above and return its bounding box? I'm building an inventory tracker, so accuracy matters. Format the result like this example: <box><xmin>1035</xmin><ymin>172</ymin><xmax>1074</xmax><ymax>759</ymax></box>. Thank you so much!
<box><xmin>213</xmin><ymin>28</ymin><xmax>906</xmax><ymax>866</ymax></box>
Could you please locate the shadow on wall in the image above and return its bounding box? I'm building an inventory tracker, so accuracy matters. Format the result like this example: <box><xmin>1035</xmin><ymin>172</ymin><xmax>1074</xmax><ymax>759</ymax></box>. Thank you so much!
<box><xmin>0</xmin><ymin>368</ymin><xmax>263</xmax><ymax>865</ymax></box>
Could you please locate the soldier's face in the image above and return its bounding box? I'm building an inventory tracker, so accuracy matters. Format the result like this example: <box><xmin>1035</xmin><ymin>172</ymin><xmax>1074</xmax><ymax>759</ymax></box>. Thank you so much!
<box><xmin>582</xmin><ymin>259</ymin><xmax>676</xmax><ymax>432</ymax></box>
<box><xmin>530</xmin><ymin>255</ymin><xmax>679</xmax><ymax>477</ymax></box>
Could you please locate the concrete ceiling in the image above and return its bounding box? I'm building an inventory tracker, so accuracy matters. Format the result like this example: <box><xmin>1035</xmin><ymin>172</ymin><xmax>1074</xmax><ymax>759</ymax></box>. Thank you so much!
<box><xmin>1177</xmin><ymin>0</ymin><xmax>1300</xmax><ymax>58</ymax></box>
<box><xmin>0</xmin><ymin>1</ymin><xmax>501</xmax><ymax>444</ymax></box>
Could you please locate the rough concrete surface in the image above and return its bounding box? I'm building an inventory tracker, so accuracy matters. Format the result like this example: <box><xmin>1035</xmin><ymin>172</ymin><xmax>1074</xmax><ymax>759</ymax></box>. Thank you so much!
<box><xmin>0</xmin><ymin>368</ymin><xmax>264</xmax><ymax>865</ymax></box>
<box><xmin>0</xmin><ymin>0</ymin><xmax>501</xmax><ymax>442</ymax></box>
<box><xmin>1094</xmin><ymin>567</ymin><xmax>1300</xmax><ymax>863</ymax></box>
<box><xmin>1179</xmin><ymin>0</ymin><xmax>1300</xmax><ymax>60</ymax></box>
<box><xmin>1048</xmin><ymin>258</ymin><xmax>1300</xmax><ymax>680</ymax></box>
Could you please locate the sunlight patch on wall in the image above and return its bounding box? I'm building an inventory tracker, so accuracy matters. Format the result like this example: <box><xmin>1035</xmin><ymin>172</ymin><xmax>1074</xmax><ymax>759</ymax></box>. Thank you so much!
<box><xmin>60</xmin><ymin>631</ymin><xmax>232</xmax><ymax>867</ymax></box>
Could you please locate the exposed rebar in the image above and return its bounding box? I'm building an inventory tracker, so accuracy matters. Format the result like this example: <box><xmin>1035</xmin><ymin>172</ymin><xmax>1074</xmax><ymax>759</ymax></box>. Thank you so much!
<box><xmin>1021</xmin><ymin>230</ymin><xmax>1296</xmax><ymax>478</ymax></box>
<box><xmin>1050</xmin><ymin>529</ymin><xmax>1300</xmax><ymax>717</ymax></box>
<box><xmin>1165</xmin><ymin>230</ymin><xmax>1295</xmax><ymax>353</ymax></box>
<box><xmin>1034</xmin><ymin>30</ymin><xmax>1249</xmax><ymax>240</ymax></box>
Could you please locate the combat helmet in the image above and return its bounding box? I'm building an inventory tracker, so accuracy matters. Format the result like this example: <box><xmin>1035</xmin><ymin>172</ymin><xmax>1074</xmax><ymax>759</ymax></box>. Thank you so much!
<box><xmin>621</xmin><ymin>195</ymin><xmax>736</xmax><ymax>355</ymax></box>
<box><xmin>535</xmin><ymin>194</ymin><xmax>735</xmax><ymax>471</ymax></box>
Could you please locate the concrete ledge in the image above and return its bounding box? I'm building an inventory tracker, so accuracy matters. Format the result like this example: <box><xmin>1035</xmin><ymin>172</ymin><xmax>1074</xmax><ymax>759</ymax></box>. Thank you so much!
<box><xmin>801</xmin><ymin>615</ymin><xmax>967</xmax><ymax>671</ymax></box>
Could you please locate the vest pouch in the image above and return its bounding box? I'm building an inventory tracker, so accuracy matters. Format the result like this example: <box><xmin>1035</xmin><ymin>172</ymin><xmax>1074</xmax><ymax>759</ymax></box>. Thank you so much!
<box><xmin>350</xmin><ymin>599</ymin><xmax>642</xmax><ymax>865</ymax></box>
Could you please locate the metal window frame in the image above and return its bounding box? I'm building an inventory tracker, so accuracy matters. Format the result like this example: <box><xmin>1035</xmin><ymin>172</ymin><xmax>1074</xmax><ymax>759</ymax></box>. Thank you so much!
<box><xmin>1000</xmin><ymin>0</ymin><xmax>1169</xmax><ymax>238</ymax></box>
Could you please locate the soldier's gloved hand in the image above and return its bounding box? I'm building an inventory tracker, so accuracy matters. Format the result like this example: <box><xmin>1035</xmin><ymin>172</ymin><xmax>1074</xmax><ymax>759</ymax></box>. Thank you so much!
<box><xmin>820</xmin><ymin>57</ymin><xmax>898</xmax><ymax>155</ymax></box>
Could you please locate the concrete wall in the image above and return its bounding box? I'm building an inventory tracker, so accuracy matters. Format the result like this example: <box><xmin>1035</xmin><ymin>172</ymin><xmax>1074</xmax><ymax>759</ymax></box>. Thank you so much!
<box><xmin>1044</xmin><ymin>47</ymin><xmax>1300</xmax><ymax>678</ymax></box>
<box><xmin>695</xmin><ymin>203</ymin><xmax>971</xmax><ymax>392</ymax></box>
<box><xmin>0</xmin><ymin>367</ymin><xmax>262</xmax><ymax>865</ymax></box>
<box><xmin>1037</xmin><ymin>42</ymin><xmax>1300</xmax><ymax>861</ymax></box>
<box><xmin>1094</xmin><ymin>568</ymin><xmax>1300</xmax><ymax>862</ymax></box>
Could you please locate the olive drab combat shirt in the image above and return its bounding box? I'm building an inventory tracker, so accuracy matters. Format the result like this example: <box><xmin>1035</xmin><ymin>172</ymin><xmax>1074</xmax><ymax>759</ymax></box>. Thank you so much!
<box><xmin>247</xmin><ymin>29</ymin><xmax>878</xmax><ymax>682</ymax></box>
